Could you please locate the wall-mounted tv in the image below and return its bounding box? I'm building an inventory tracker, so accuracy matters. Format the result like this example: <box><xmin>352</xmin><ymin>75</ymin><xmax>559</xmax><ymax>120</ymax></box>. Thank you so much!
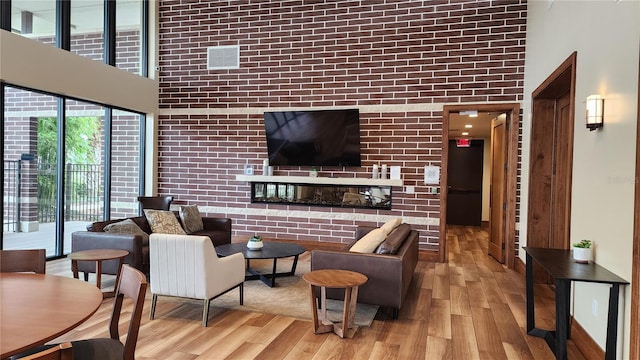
<box><xmin>263</xmin><ymin>109</ymin><xmax>361</xmax><ymax>167</ymax></box>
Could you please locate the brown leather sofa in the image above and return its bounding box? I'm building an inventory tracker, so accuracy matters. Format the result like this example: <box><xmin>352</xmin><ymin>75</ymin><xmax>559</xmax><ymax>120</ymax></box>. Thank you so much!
<box><xmin>71</xmin><ymin>213</ymin><xmax>232</xmax><ymax>277</ymax></box>
<box><xmin>310</xmin><ymin>223</ymin><xmax>419</xmax><ymax>319</ymax></box>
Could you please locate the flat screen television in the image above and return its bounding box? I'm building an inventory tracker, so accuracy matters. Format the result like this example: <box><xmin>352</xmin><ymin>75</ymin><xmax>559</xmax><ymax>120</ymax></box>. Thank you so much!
<box><xmin>263</xmin><ymin>109</ymin><xmax>362</xmax><ymax>167</ymax></box>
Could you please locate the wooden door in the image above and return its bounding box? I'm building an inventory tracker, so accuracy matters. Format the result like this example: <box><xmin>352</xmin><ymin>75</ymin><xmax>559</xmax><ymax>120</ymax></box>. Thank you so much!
<box><xmin>528</xmin><ymin>92</ymin><xmax>573</xmax><ymax>252</ymax></box>
<box><xmin>446</xmin><ymin>140</ymin><xmax>484</xmax><ymax>226</ymax></box>
<box><xmin>488</xmin><ymin>117</ymin><xmax>506</xmax><ymax>262</ymax></box>
<box><xmin>550</xmin><ymin>92</ymin><xmax>572</xmax><ymax>249</ymax></box>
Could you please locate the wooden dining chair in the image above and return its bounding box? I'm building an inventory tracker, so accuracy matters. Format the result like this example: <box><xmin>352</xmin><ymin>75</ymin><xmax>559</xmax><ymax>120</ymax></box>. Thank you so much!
<box><xmin>0</xmin><ymin>249</ymin><xmax>46</xmax><ymax>274</ymax></box>
<box><xmin>17</xmin><ymin>343</ymin><xmax>73</xmax><ymax>360</ymax></box>
<box><xmin>71</xmin><ymin>265</ymin><xmax>147</xmax><ymax>360</ymax></box>
<box><xmin>137</xmin><ymin>195</ymin><xmax>173</xmax><ymax>211</ymax></box>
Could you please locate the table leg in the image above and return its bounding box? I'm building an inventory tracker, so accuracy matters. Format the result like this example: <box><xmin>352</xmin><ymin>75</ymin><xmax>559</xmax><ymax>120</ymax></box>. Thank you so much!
<box><xmin>555</xmin><ymin>278</ymin><xmax>571</xmax><ymax>360</ymax></box>
<box><xmin>604</xmin><ymin>284</ymin><xmax>620</xmax><ymax>360</ymax></box>
<box><xmin>95</xmin><ymin>260</ymin><xmax>102</xmax><ymax>291</ymax></box>
<box><xmin>526</xmin><ymin>252</ymin><xmax>535</xmax><ymax>333</ymax></box>
<box><xmin>104</xmin><ymin>258</ymin><xmax>125</xmax><ymax>298</ymax></box>
<box><xmin>289</xmin><ymin>255</ymin><xmax>299</xmax><ymax>275</ymax></box>
<box><xmin>308</xmin><ymin>284</ymin><xmax>320</xmax><ymax>333</ymax></box>
<box><xmin>269</xmin><ymin>258</ymin><xmax>278</xmax><ymax>287</ymax></box>
<box><xmin>309</xmin><ymin>285</ymin><xmax>332</xmax><ymax>335</ymax></box>
<box><xmin>337</xmin><ymin>286</ymin><xmax>359</xmax><ymax>338</ymax></box>
<box><xmin>71</xmin><ymin>260</ymin><xmax>79</xmax><ymax>279</ymax></box>
<box><xmin>320</xmin><ymin>286</ymin><xmax>328</xmax><ymax>324</ymax></box>
<box><xmin>348</xmin><ymin>286</ymin><xmax>359</xmax><ymax>328</ymax></box>
<box><xmin>334</xmin><ymin>285</ymin><xmax>353</xmax><ymax>338</ymax></box>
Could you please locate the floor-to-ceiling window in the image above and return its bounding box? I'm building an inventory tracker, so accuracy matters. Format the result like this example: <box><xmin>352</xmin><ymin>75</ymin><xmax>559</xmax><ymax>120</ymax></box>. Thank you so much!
<box><xmin>2</xmin><ymin>85</ymin><xmax>143</xmax><ymax>257</ymax></box>
<box><xmin>1</xmin><ymin>0</ymin><xmax>150</xmax><ymax>258</ymax></box>
<box><xmin>110</xmin><ymin>108</ymin><xmax>142</xmax><ymax>219</ymax></box>
<box><xmin>2</xmin><ymin>87</ymin><xmax>59</xmax><ymax>255</ymax></box>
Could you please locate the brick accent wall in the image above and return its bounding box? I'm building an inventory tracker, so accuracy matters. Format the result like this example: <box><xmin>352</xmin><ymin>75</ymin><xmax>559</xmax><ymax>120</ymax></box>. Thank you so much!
<box><xmin>157</xmin><ymin>0</ymin><xmax>527</xmax><ymax>250</ymax></box>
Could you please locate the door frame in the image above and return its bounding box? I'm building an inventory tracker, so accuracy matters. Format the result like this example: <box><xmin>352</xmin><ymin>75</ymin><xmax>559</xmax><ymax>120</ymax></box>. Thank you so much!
<box><xmin>630</xmin><ymin>46</ymin><xmax>640</xmax><ymax>360</ymax></box>
<box><xmin>439</xmin><ymin>103</ymin><xmax>520</xmax><ymax>269</ymax></box>
<box><xmin>526</xmin><ymin>53</ymin><xmax>576</xmax><ymax>257</ymax></box>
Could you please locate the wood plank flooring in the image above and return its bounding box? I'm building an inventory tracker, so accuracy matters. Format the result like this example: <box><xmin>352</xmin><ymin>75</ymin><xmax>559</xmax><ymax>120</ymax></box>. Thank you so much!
<box><xmin>43</xmin><ymin>225</ymin><xmax>588</xmax><ymax>359</ymax></box>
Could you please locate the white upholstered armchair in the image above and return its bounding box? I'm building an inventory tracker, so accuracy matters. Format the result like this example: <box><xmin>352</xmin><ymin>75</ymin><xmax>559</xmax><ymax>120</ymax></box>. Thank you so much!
<box><xmin>149</xmin><ymin>234</ymin><xmax>245</xmax><ymax>326</ymax></box>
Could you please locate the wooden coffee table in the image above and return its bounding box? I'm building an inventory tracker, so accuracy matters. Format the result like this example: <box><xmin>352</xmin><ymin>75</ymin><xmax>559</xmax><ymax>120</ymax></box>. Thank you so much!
<box><xmin>69</xmin><ymin>248</ymin><xmax>129</xmax><ymax>298</ymax></box>
<box><xmin>215</xmin><ymin>242</ymin><xmax>305</xmax><ymax>287</ymax></box>
<box><xmin>303</xmin><ymin>269</ymin><xmax>368</xmax><ymax>338</ymax></box>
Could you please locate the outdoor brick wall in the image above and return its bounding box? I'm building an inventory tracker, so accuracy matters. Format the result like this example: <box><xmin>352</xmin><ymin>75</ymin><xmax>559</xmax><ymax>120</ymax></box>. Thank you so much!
<box><xmin>157</xmin><ymin>0</ymin><xmax>527</xmax><ymax>250</ymax></box>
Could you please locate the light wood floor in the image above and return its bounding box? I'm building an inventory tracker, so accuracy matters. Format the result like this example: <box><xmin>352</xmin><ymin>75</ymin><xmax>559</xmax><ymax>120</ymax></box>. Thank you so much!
<box><xmin>45</xmin><ymin>225</ymin><xmax>587</xmax><ymax>360</ymax></box>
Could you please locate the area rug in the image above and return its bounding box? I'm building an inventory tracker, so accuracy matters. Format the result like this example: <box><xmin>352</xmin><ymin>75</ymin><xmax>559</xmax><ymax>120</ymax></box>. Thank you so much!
<box><xmin>160</xmin><ymin>255</ymin><xmax>379</xmax><ymax>326</ymax></box>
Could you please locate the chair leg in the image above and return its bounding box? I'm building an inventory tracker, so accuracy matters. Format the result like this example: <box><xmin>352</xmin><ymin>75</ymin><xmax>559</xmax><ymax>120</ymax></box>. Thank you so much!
<box><xmin>150</xmin><ymin>294</ymin><xmax>157</xmax><ymax>320</ymax></box>
<box><xmin>392</xmin><ymin>307</ymin><xmax>399</xmax><ymax>320</ymax></box>
<box><xmin>202</xmin><ymin>299</ymin><xmax>211</xmax><ymax>327</ymax></box>
<box><xmin>239</xmin><ymin>283</ymin><xmax>244</xmax><ymax>305</ymax></box>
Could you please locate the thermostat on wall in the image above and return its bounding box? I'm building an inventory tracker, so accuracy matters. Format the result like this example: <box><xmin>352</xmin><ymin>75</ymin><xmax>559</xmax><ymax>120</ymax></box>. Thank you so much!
<box><xmin>244</xmin><ymin>164</ymin><xmax>254</xmax><ymax>176</ymax></box>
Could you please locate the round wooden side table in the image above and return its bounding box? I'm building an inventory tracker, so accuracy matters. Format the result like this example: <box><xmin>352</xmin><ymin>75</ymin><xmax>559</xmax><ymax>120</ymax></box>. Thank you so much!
<box><xmin>302</xmin><ymin>269</ymin><xmax>368</xmax><ymax>338</ymax></box>
<box><xmin>69</xmin><ymin>249</ymin><xmax>129</xmax><ymax>298</ymax></box>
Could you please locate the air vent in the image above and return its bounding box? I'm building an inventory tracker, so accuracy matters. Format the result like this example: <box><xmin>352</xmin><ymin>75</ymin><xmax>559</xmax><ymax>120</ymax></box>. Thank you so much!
<box><xmin>207</xmin><ymin>45</ymin><xmax>240</xmax><ymax>70</ymax></box>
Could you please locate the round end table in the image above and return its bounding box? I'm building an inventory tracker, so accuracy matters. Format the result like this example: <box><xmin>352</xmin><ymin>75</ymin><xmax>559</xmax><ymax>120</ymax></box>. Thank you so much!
<box><xmin>302</xmin><ymin>269</ymin><xmax>368</xmax><ymax>338</ymax></box>
<box><xmin>69</xmin><ymin>249</ymin><xmax>129</xmax><ymax>298</ymax></box>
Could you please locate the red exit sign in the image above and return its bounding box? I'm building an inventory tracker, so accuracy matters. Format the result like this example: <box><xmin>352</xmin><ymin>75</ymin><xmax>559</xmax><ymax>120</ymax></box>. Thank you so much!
<box><xmin>456</xmin><ymin>138</ymin><xmax>470</xmax><ymax>147</ymax></box>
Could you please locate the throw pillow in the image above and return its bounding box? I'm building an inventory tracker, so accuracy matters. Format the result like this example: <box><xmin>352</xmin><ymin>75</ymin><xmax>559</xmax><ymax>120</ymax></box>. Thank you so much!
<box><xmin>375</xmin><ymin>223</ymin><xmax>411</xmax><ymax>254</ymax></box>
<box><xmin>379</xmin><ymin>218</ymin><xmax>402</xmax><ymax>235</ymax></box>
<box><xmin>144</xmin><ymin>209</ymin><xmax>186</xmax><ymax>235</ymax></box>
<box><xmin>180</xmin><ymin>205</ymin><xmax>204</xmax><ymax>234</ymax></box>
<box><xmin>349</xmin><ymin>228</ymin><xmax>386</xmax><ymax>253</ymax></box>
<box><xmin>103</xmin><ymin>219</ymin><xmax>150</xmax><ymax>245</ymax></box>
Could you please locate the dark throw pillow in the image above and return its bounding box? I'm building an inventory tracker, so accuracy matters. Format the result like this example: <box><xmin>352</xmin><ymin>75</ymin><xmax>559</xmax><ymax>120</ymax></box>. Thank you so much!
<box><xmin>180</xmin><ymin>204</ymin><xmax>204</xmax><ymax>234</ymax></box>
<box><xmin>103</xmin><ymin>218</ymin><xmax>150</xmax><ymax>245</ymax></box>
<box><xmin>375</xmin><ymin>223</ymin><xmax>411</xmax><ymax>254</ymax></box>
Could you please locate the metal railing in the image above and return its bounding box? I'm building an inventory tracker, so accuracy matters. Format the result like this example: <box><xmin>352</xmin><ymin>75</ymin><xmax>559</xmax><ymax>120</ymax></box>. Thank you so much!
<box><xmin>3</xmin><ymin>161</ymin><xmax>103</xmax><ymax>232</ymax></box>
<box><xmin>38</xmin><ymin>163</ymin><xmax>103</xmax><ymax>223</ymax></box>
<box><xmin>3</xmin><ymin>160</ymin><xmax>20</xmax><ymax>232</ymax></box>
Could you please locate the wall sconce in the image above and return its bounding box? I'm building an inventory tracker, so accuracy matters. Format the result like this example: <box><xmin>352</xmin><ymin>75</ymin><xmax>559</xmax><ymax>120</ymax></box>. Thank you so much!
<box><xmin>586</xmin><ymin>95</ymin><xmax>604</xmax><ymax>131</ymax></box>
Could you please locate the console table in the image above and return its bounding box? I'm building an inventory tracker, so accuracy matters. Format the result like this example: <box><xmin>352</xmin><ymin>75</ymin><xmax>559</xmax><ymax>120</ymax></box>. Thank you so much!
<box><xmin>523</xmin><ymin>247</ymin><xmax>629</xmax><ymax>360</ymax></box>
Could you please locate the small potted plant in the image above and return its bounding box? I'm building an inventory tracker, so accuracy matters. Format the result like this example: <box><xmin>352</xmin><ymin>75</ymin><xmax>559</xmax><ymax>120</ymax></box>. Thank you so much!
<box><xmin>247</xmin><ymin>235</ymin><xmax>263</xmax><ymax>250</ymax></box>
<box><xmin>572</xmin><ymin>239</ymin><xmax>593</xmax><ymax>263</ymax></box>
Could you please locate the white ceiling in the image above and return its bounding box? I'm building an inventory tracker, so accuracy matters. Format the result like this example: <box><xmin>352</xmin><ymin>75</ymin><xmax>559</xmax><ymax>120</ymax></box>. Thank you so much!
<box><xmin>449</xmin><ymin>111</ymin><xmax>505</xmax><ymax>139</ymax></box>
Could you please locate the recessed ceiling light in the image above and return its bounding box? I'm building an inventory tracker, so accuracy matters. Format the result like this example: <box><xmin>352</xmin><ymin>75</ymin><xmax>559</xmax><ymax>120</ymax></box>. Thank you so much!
<box><xmin>461</xmin><ymin>132</ymin><xmax>469</xmax><ymax>136</ymax></box>
<box><xmin>465</xmin><ymin>124</ymin><xmax>473</xmax><ymax>128</ymax></box>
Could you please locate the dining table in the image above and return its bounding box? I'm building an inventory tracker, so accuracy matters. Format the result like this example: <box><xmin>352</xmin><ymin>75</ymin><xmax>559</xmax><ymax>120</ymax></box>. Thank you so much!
<box><xmin>0</xmin><ymin>272</ymin><xmax>103</xmax><ymax>359</ymax></box>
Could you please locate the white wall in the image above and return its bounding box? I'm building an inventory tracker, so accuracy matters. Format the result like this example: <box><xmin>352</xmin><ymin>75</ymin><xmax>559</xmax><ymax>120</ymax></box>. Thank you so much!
<box><xmin>521</xmin><ymin>1</ymin><xmax>639</xmax><ymax>357</ymax></box>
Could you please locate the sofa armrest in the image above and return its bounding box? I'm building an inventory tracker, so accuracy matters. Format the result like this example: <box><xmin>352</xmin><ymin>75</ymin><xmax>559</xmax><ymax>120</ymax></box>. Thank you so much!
<box><xmin>194</xmin><ymin>217</ymin><xmax>232</xmax><ymax>246</ymax></box>
<box><xmin>202</xmin><ymin>217</ymin><xmax>231</xmax><ymax>232</ymax></box>
<box><xmin>71</xmin><ymin>231</ymin><xmax>145</xmax><ymax>274</ymax></box>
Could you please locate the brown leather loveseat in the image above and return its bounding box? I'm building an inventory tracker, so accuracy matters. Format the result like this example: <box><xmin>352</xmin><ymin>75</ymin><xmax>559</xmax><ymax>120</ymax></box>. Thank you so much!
<box><xmin>71</xmin><ymin>213</ymin><xmax>232</xmax><ymax>277</ymax></box>
<box><xmin>310</xmin><ymin>223</ymin><xmax>419</xmax><ymax>319</ymax></box>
